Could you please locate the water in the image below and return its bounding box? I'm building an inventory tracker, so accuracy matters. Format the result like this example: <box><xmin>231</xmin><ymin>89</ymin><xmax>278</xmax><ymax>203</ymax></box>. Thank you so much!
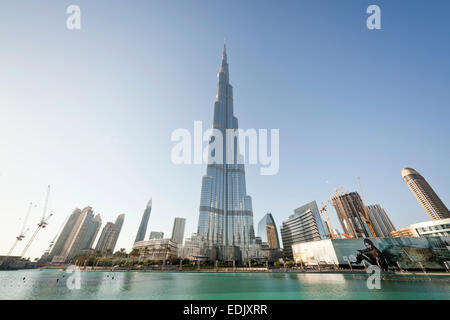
<box><xmin>0</xmin><ymin>270</ymin><xmax>449</xmax><ymax>300</ymax></box>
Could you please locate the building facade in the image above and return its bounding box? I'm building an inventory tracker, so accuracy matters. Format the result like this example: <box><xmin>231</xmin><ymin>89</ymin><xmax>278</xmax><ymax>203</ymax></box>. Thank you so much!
<box><xmin>367</xmin><ymin>204</ymin><xmax>396</xmax><ymax>237</ymax></box>
<box><xmin>179</xmin><ymin>233</ymin><xmax>213</xmax><ymax>260</ymax></box>
<box><xmin>196</xmin><ymin>45</ymin><xmax>257</xmax><ymax>261</ymax></box>
<box><xmin>280</xmin><ymin>201</ymin><xmax>328</xmax><ymax>260</ymax></box>
<box><xmin>171</xmin><ymin>217</ymin><xmax>186</xmax><ymax>245</ymax></box>
<box><xmin>149</xmin><ymin>231</ymin><xmax>164</xmax><ymax>240</ymax></box>
<box><xmin>135</xmin><ymin>198</ymin><xmax>152</xmax><ymax>243</ymax></box>
<box><xmin>292</xmin><ymin>237</ymin><xmax>450</xmax><ymax>270</ymax></box>
<box><xmin>401</xmin><ymin>168</ymin><xmax>449</xmax><ymax>220</ymax></box>
<box><xmin>95</xmin><ymin>214</ymin><xmax>125</xmax><ymax>253</ymax></box>
<box><xmin>390</xmin><ymin>218</ymin><xmax>450</xmax><ymax>238</ymax></box>
<box><xmin>257</xmin><ymin>213</ymin><xmax>280</xmax><ymax>249</ymax></box>
<box><xmin>389</xmin><ymin>227</ymin><xmax>416</xmax><ymax>238</ymax></box>
<box><xmin>52</xmin><ymin>206</ymin><xmax>102</xmax><ymax>263</ymax></box>
<box><xmin>132</xmin><ymin>239</ymin><xmax>178</xmax><ymax>261</ymax></box>
<box><xmin>48</xmin><ymin>208</ymin><xmax>82</xmax><ymax>259</ymax></box>
<box><xmin>411</xmin><ymin>218</ymin><xmax>450</xmax><ymax>237</ymax></box>
<box><xmin>331</xmin><ymin>192</ymin><xmax>373</xmax><ymax>238</ymax></box>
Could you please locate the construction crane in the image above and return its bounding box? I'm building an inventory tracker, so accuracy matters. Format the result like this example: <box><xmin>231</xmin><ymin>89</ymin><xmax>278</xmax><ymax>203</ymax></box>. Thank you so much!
<box><xmin>357</xmin><ymin>177</ymin><xmax>377</xmax><ymax>237</ymax></box>
<box><xmin>320</xmin><ymin>187</ymin><xmax>346</xmax><ymax>239</ymax></box>
<box><xmin>43</xmin><ymin>215</ymin><xmax>67</xmax><ymax>257</ymax></box>
<box><xmin>20</xmin><ymin>185</ymin><xmax>53</xmax><ymax>258</ymax></box>
<box><xmin>6</xmin><ymin>202</ymin><xmax>33</xmax><ymax>256</ymax></box>
<box><xmin>320</xmin><ymin>199</ymin><xmax>336</xmax><ymax>239</ymax></box>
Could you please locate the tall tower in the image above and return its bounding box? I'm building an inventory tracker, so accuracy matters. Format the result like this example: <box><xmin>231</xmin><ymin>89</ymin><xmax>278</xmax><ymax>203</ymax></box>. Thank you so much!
<box><xmin>135</xmin><ymin>198</ymin><xmax>152</xmax><ymax>243</ymax></box>
<box><xmin>49</xmin><ymin>208</ymin><xmax>82</xmax><ymax>259</ymax></box>
<box><xmin>401</xmin><ymin>168</ymin><xmax>449</xmax><ymax>220</ymax></box>
<box><xmin>59</xmin><ymin>207</ymin><xmax>101</xmax><ymax>262</ymax></box>
<box><xmin>171</xmin><ymin>217</ymin><xmax>186</xmax><ymax>245</ymax></box>
<box><xmin>197</xmin><ymin>44</ymin><xmax>255</xmax><ymax>259</ymax></box>
<box><xmin>95</xmin><ymin>214</ymin><xmax>125</xmax><ymax>253</ymax></box>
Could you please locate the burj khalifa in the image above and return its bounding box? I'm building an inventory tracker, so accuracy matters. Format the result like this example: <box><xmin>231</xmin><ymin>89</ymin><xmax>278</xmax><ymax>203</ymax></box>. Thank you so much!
<box><xmin>197</xmin><ymin>45</ymin><xmax>256</xmax><ymax>260</ymax></box>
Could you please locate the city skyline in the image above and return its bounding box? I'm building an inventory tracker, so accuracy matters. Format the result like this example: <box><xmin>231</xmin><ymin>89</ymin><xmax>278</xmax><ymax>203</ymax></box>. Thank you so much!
<box><xmin>1</xmin><ymin>1</ymin><xmax>450</xmax><ymax>260</ymax></box>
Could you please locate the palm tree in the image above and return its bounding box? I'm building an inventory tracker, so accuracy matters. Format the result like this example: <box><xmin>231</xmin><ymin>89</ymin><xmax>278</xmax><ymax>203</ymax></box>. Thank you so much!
<box><xmin>105</xmin><ymin>249</ymin><xmax>113</xmax><ymax>257</ymax></box>
<box><xmin>129</xmin><ymin>248</ymin><xmax>140</xmax><ymax>258</ymax></box>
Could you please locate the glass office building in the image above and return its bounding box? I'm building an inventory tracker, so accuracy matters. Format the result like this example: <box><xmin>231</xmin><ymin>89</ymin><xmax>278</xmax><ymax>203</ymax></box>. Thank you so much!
<box><xmin>257</xmin><ymin>213</ymin><xmax>280</xmax><ymax>249</ymax></box>
<box><xmin>280</xmin><ymin>201</ymin><xmax>328</xmax><ymax>260</ymax></box>
<box><xmin>197</xmin><ymin>45</ymin><xmax>256</xmax><ymax>260</ymax></box>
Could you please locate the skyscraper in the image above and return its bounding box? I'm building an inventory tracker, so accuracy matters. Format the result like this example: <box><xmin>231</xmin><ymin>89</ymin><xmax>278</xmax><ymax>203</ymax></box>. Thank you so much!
<box><xmin>257</xmin><ymin>213</ymin><xmax>280</xmax><ymax>249</ymax></box>
<box><xmin>401</xmin><ymin>168</ymin><xmax>449</xmax><ymax>220</ymax></box>
<box><xmin>280</xmin><ymin>201</ymin><xmax>328</xmax><ymax>260</ymax></box>
<box><xmin>79</xmin><ymin>213</ymin><xmax>102</xmax><ymax>250</ymax></box>
<box><xmin>135</xmin><ymin>198</ymin><xmax>152</xmax><ymax>243</ymax></box>
<box><xmin>49</xmin><ymin>208</ymin><xmax>81</xmax><ymax>259</ymax></box>
<box><xmin>171</xmin><ymin>217</ymin><xmax>186</xmax><ymax>245</ymax></box>
<box><xmin>366</xmin><ymin>204</ymin><xmax>395</xmax><ymax>237</ymax></box>
<box><xmin>95</xmin><ymin>214</ymin><xmax>125</xmax><ymax>253</ymax></box>
<box><xmin>197</xmin><ymin>45</ymin><xmax>256</xmax><ymax>260</ymax></box>
<box><xmin>331</xmin><ymin>192</ymin><xmax>373</xmax><ymax>238</ymax></box>
<box><xmin>53</xmin><ymin>206</ymin><xmax>102</xmax><ymax>262</ymax></box>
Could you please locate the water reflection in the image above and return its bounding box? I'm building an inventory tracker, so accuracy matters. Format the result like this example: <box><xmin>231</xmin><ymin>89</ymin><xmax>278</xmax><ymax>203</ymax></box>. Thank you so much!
<box><xmin>0</xmin><ymin>270</ymin><xmax>448</xmax><ymax>300</ymax></box>
<box><xmin>294</xmin><ymin>273</ymin><xmax>347</xmax><ymax>284</ymax></box>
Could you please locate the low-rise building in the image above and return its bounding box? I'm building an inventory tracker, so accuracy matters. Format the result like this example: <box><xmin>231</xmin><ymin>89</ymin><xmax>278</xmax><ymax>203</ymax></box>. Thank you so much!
<box><xmin>280</xmin><ymin>201</ymin><xmax>328</xmax><ymax>260</ymax></box>
<box><xmin>132</xmin><ymin>239</ymin><xmax>178</xmax><ymax>261</ymax></box>
<box><xmin>410</xmin><ymin>218</ymin><xmax>450</xmax><ymax>237</ymax></box>
<box><xmin>390</xmin><ymin>218</ymin><xmax>450</xmax><ymax>238</ymax></box>
<box><xmin>292</xmin><ymin>236</ymin><xmax>450</xmax><ymax>270</ymax></box>
<box><xmin>389</xmin><ymin>227</ymin><xmax>416</xmax><ymax>238</ymax></box>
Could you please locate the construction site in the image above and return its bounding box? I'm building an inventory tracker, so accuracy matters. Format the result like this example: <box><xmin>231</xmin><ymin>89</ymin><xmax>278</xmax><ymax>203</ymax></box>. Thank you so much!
<box><xmin>0</xmin><ymin>186</ymin><xmax>53</xmax><ymax>270</ymax></box>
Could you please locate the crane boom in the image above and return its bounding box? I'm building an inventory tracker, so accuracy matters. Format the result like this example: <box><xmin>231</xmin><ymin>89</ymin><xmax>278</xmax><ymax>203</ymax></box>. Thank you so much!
<box><xmin>6</xmin><ymin>202</ymin><xmax>33</xmax><ymax>257</ymax></box>
<box><xmin>357</xmin><ymin>177</ymin><xmax>377</xmax><ymax>237</ymax></box>
<box><xmin>20</xmin><ymin>186</ymin><xmax>53</xmax><ymax>258</ymax></box>
<box><xmin>320</xmin><ymin>199</ymin><xmax>336</xmax><ymax>239</ymax></box>
<box><xmin>20</xmin><ymin>214</ymin><xmax>53</xmax><ymax>257</ymax></box>
<box><xmin>41</xmin><ymin>185</ymin><xmax>50</xmax><ymax>220</ymax></box>
<box><xmin>44</xmin><ymin>215</ymin><xmax>67</xmax><ymax>255</ymax></box>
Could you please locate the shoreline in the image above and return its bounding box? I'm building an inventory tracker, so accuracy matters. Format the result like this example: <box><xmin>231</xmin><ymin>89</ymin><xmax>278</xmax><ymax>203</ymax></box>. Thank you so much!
<box><xmin>30</xmin><ymin>266</ymin><xmax>450</xmax><ymax>277</ymax></box>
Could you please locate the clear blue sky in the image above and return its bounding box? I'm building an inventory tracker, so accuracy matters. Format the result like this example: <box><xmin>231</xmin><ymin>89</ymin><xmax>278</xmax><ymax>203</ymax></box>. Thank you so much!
<box><xmin>1</xmin><ymin>1</ymin><xmax>449</xmax><ymax>259</ymax></box>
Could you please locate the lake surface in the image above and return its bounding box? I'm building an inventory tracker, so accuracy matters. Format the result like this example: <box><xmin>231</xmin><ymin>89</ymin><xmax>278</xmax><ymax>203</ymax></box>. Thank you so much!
<box><xmin>0</xmin><ymin>270</ymin><xmax>449</xmax><ymax>300</ymax></box>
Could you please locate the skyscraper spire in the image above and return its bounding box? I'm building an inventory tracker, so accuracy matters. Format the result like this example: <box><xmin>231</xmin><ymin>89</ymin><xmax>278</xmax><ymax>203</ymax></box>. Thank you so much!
<box><xmin>222</xmin><ymin>41</ymin><xmax>227</xmax><ymax>62</ymax></box>
<box><xmin>220</xmin><ymin>42</ymin><xmax>229</xmax><ymax>76</ymax></box>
